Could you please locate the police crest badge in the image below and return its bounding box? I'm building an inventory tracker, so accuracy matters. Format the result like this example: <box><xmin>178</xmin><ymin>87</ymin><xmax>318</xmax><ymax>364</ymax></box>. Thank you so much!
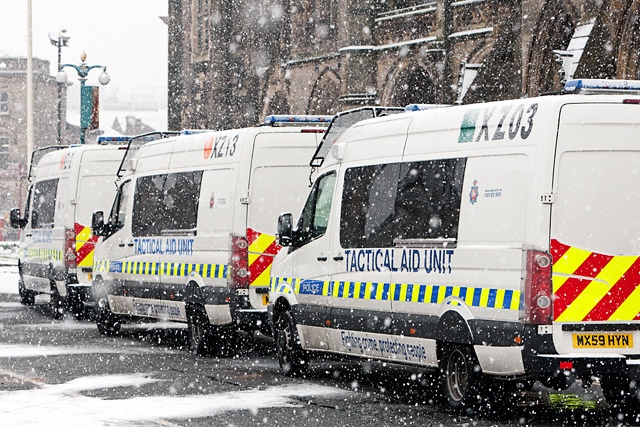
<box><xmin>469</xmin><ymin>179</ymin><xmax>479</xmax><ymax>204</ymax></box>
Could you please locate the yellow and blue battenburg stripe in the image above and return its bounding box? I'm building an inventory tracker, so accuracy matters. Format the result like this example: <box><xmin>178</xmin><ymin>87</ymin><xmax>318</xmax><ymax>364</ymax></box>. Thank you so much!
<box><xmin>26</xmin><ymin>248</ymin><xmax>64</xmax><ymax>261</ymax></box>
<box><xmin>94</xmin><ymin>260</ymin><xmax>228</xmax><ymax>279</ymax></box>
<box><xmin>270</xmin><ymin>276</ymin><xmax>521</xmax><ymax>310</ymax></box>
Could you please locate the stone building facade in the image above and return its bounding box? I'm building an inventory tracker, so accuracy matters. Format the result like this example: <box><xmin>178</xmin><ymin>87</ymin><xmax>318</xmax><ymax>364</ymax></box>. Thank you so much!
<box><xmin>0</xmin><ymin>55</ymin><xmax>69</xmax><ymax>237</ymax></box>
<box><xmin>167</xmin><ymin>0</ymin><xmax>640</xmax><ymax>131</ymax></box>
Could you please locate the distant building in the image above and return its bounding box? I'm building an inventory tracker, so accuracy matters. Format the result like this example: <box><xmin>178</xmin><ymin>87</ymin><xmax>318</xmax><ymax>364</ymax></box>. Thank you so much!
<box><xmin>0</xmin><ymin>54</ymin><xmax>72</xmax><ymax>237</ymax></box>
<box><xmin>167</xmin><ymin>0</ymin><xmax>640</xmax><ymax>130</ymax></box>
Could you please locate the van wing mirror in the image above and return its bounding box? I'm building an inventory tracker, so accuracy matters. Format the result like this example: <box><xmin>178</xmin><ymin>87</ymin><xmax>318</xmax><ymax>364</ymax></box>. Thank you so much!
<box><xmin>277</xmin><ymin>213</ymin><xmax>294</xmax><ymax>246</ymax></box>
<box><xmin>9</xmin><ymin>208</ymin><xmax>26</xmax><ymax>229</ymax></box>
<box><xmin>91</xmin><ymin>210</ymin><xmax>105</xmax><ymax>236</ymax></box>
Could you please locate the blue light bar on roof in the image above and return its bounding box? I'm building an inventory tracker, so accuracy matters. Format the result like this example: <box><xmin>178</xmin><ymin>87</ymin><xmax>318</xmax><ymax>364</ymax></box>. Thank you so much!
<box><xmin>564</xmin><ymin>79</ymin><xmax>640</xmax><ymax>92</ymax></box>
<box><xmin>181</xmin><ymin>129</ymin><xmax>212</xmax><ymax>135</ymax></box>
<box><xmin>97</xmin><ymin>136</ymin><xmax>129</xmax><ymax>143</ymax></box>
<box><xmin>404</xmin><ymin>104</ymin><xmax>450</xmax><ymax>112</ymax></box>
<box><xmin>264</xmin><ymin>115</ymin><xmax>334</xmax><ymax>125</ymax></box>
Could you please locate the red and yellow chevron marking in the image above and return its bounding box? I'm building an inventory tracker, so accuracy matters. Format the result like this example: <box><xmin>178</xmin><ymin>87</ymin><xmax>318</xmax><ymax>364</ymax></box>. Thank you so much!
<box><xmin>247</xmin><ymin>227</ymin><xmax>282</xmax><ymax>287</ymax></box>
<box><xmin>75</xmin><ymin>222</ymin><xmax>99</xmax><ymax>268</ymax></box>
<box><xmin>551</xmin><ymin>239</ymin><xmax>640</xmax><ymax>322</ymax></box>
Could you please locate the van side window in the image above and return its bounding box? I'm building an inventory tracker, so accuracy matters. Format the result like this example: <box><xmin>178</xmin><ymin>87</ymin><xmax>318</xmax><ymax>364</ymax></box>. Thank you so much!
<box><xmin>31</xmin><ymin>179</ymin><xmax>59</xmax><ymax>229</ymax></box>
<box><xmin>340</xmin><ymin>158</ymin><xmax>466</xmax><ymax>248</ymax></box>
<box><xmin>109</xmin><ymin>180</ymin><xmax>132</xmax><ymax>231</ymax></box>
<box><xmin>340</xmin><ymin>163</ymin><xmax>400</xmax><ymax>248</ymax></box>
<box><xmin>163</xmin><ymin>171</ymin><xmax>202</xmax><ymax>231</ymax></box>
<box><xmin>295</xmin><ymin>172</ymin><xmax>336</xmax><ymax>247</ymax></box>
<box><xmin>132</xmin><ymin>174</ymin><xmax>165</xmax><ymax>237</ymax></box>
<box><xmin>132</xmin><ymin>171</ymin><xmax>203</xmax><ymax>237</ymax></box>
<box><xmin>394</xmin><ymin>158</ymin><xmax>466</xmax><ymax>241</ymax></box>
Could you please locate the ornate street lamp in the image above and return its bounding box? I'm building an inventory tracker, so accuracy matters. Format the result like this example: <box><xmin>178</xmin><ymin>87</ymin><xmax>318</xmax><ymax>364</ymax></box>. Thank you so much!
<box><xmin>56</xmin><ymin>51</ymin><xmax>110</xmax><ymax>144</ymax></box>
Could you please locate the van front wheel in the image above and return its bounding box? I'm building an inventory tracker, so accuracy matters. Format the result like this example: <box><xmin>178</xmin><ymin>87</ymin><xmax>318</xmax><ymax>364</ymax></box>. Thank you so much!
<box><xmin>274</xmin><ymin>309</ymin><xmax>308</xmax><ymax>377</ymax></box>
<box><xmin>440</xmin><ymin>343</ymin><xmax>483</xmax><ymax>412</ymax></box>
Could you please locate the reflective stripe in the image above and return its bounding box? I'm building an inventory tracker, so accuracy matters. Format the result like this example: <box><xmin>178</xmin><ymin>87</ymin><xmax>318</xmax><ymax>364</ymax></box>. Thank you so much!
<box><xmin>93</xmin><ymin>260</ymin><xmax>228</xmax><ymax>279</ymax></box>
<box><xmin>75</xmin><ymin>222</ymin><xmax>99</xmax><ymax>267</ymax></box>
<box><xmin>270</xmin><ymin>276</ymin><xmax>521</xmax><ymax>310</ymax></box>
<box><xmin>551</xmin><ymin>239</ymin><xmax>640</xmax><ymax>322</ymax></box>
<box><xmin>247</xmin><ymin>227</ymin><xmax>282</xmax><ymax>287</ymax></box>
<box><xmin>26</xmin><ymin>248</ymin><xmax>63</xmax><ymax>261</ymax></box>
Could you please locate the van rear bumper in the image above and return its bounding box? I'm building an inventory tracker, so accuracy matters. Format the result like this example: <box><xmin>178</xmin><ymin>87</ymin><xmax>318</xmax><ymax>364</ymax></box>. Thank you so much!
<box><xmin>201</xmin><ymin>287</ymin><xmax>268</xmax><ymax>331</ymax></box>
<box><xmin>522</xmin><ymin>325</ymin><xmax>640</xmax><ymax>379</ymax></box>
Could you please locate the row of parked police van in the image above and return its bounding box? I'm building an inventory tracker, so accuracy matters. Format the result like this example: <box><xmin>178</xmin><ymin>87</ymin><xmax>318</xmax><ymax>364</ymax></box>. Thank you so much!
<box><xmin>10</xmin><ymin>79</ymin><xmax>640</xmax><ymax>417</ymax></box>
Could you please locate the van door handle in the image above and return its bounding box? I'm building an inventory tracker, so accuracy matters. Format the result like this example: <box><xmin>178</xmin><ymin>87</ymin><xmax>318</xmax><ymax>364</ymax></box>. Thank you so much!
<box><xmin>333</xmin><ymin>255</ymin><xmax>344</xmax><ymax>261</ymax></box>
<box><xmin>127</xmin><ymin>242</ymin><xmax>134</xmax><ymax>247</ymax></box>
<box><xmin>118</xmin><ymin>242</ymin><xmax>125</xmax><ymax>247</ymax></box>
<box><xmin>317</xmin><ymin>256</ymin><xmax>328</xmax><ymax>261</ymax></box>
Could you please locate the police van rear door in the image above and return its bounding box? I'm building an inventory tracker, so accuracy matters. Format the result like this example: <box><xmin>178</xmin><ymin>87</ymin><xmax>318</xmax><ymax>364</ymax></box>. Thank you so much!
<box><xmin>551</xmin><ymin>96</ymin><xmax>640</xmax><ymax>356</ymax></box>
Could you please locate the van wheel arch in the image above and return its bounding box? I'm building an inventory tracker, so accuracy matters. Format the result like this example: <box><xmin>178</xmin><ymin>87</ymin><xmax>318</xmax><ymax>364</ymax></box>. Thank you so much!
<box><xmin>436</xmin><ymin>310</ymin><xmax>473</xmax><ymax>346</ymax></box>
<box><xmin>273</xmin><ymin>296</ymin><xmax>292</xmax><ymax>316</ymax></box>
<box><xmin>183</xmin><ymin>281</ymin><xmax>203</xmax><ymax>305</ymax></box>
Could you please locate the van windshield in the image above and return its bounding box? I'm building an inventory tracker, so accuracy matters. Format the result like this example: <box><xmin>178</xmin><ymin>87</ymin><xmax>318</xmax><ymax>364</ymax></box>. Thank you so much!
<box><xmin>554</xmin><ymin>151</ymin><xmax>640</xmax><ymax>255</ymax></box>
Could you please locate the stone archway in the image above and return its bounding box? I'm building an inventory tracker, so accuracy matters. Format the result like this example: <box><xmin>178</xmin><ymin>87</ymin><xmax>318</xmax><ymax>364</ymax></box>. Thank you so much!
<box><xmin>264</xmin><ymin>90</ymin><xmax>290</xmax><ymax>116</ymax></box>
<box><xmin>380</xmin><ymin>60</ymin><xmax>437</xmax><ymax>107</ymax></box>
<box><xmin>307</xmin><ymin>67</ymin><xmax>341</xmax><ymax>115</ymax></box>
<box><xmin>525</xmin><ymin>0</ymin><xmax>577</xmax><ymax>96</ymax></box>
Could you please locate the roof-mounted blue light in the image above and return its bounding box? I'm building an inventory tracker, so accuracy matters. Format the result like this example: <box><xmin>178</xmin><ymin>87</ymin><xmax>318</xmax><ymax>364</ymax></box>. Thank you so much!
<box><xmin>564</xmin><ymin>79</ymin><xmax>640</xmax><ymax>93</ymax></box>
<box><xmin>180</xmin><ymin>129</ymin><xmax>213</xmax><ymax>135</ymax></box>
<box><xmin>404</xmin><ymin>104</ymin><xmax>450</xmax><ymax>112</ymax></box>
<box><xmin>97</xmin><ymin>136</ymin><xmax>129</xmax><ymax>143</ymax></box>
<box><xmin>264</xmin><ymin>115</ymin><xmax>334</xmax><ymax>125</ymax></box>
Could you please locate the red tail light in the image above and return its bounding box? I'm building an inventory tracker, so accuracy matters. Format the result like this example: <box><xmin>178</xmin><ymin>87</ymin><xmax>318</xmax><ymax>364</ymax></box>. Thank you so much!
<box><xmin>228</xmin><ymin>234</ymin><xmax>249</xmax><ymax>289</ymax></box>
<box><xmin>64</xmin><ymin>227</ymin><xmax>77</xmax><ymax>269</ymax></box>
<box><xmin>522</xmin><ymin>248</ymin><xmax>553</xmax><ymax>324</ymax></box>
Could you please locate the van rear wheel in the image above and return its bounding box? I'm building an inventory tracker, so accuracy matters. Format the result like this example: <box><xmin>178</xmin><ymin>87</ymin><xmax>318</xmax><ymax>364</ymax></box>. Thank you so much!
<box><xmin>186</xmin><ymin>303</ymin><xmax>216</xmax><ymax>356</ymax></box>
<box><xmin>274</xmin><ymin>309</ymin><xmax>308</xmax><ymax>377</ymax></box>
<box><xmin>18</xmin><ymin>280</ymin><xmax>35</xmax><ymax>306</ymax></box>
<box><xmin>440</xmin><ymin>343</ymin><xmax>483</xmax><ymax>412</ymax></box>
<box><xmin>50</xmin><ymin>289</ymin><xmax>64</xmax><ymax>320</ymax></box>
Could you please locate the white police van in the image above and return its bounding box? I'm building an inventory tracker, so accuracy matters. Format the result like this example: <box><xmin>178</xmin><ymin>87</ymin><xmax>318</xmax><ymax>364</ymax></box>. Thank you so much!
<box><xmin>91</xmin><ymin>116</ymin><xmax>330</xmax><ymax>355</ymax></box>
<box><xmin>10</xmin><ymin>139</ymin><xmax>130</xmax><ymax>318</ymax></box>
<box><xmin>269</xmin><ymin>80</ymin><xmax>640</xmax><ymax>417</ymax></box>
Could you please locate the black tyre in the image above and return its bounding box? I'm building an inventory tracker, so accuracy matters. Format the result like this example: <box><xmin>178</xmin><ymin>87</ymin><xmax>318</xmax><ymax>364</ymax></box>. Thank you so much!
<box><xmin>18</xmin><ymin>280</ymin><xmax>35</xmax><ymax>306</ymax></box>
<box><xmin>95</xmin><ymin>297</ymin><xmax>121</xmax><ymax>336</ymax></box>
<box><xmin>440</xmin><ymin>343</ymin><xmax>483</xmax><ymax>412</ymax></box>
<box><xmin>65</xmin><ymin>288</ymin><xmax>86</xmax><ymax>318</ymax></box>
<box><xmin>274</xmin><ymin>309</ymin><xmax>308</xmax><ymax>377</ymax></box>
<box><xmin>50</xmin><ymin>289</ymin><xmax>64</xmax><ymax>320</ymax></box>
<box><xmin>601</xmin><ymin>375</ymin><xmax>640</xmax><ymax>422</ymax></box>
<box><xmin>186</xmin><ymin>303</ymin><xmax>216</xmax><ymax>356</ymax></box>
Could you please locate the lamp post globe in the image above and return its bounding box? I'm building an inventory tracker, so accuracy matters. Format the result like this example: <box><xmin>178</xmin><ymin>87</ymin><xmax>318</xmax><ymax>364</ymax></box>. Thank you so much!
<box><xmin>56</xmin><ymin>70</ymin><xmax>68</xmax><ymax>84</ymax></box>
<box><xmin>98</xmin><ymin>70</ymin><xmax>110</xmax><ymax>85</ymax></box>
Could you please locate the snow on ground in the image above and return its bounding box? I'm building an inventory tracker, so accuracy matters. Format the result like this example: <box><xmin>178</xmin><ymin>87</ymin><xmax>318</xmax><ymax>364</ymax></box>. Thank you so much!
<box><xmin>0</xmin><ymin>375</ymin><xmax>350</xmax><ymax>427</ymax></box>
<box><xmin>0</xmin><ymin>266</ymin><xmax>18</xmax><ymax>295</ymax></box>
<box><xmin>0</xmin><ymin>343</ymin><xmax>183</xmax><ymax>358</ymax></box>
